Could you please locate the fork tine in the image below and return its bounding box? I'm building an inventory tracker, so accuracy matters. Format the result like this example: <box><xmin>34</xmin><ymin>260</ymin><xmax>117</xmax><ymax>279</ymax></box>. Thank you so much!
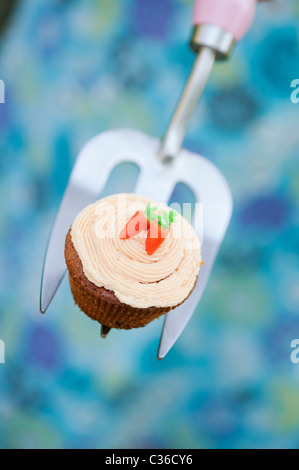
<box><xmin>158</xmin><ymin>238</ymin><xmax>219</xmax><ymax>359</ymax></box>
<box><xmin>101</xmin><ymin>325</ymin><xmax>111</xmax><ymax>338</ymax></box>
<box><xmin>134</xmin><ymin>166</ymin><xmax>176</xmax><ymax>204</ymax></box>
<box><xmin>40</xmin><ymin>185</ymin><xmax>96</xmax><ymax>313</ymax></box>
<box><xmin>40</xmin><ymin>131</ymin><xmax>130</xmax><ymax>314</ymax></box>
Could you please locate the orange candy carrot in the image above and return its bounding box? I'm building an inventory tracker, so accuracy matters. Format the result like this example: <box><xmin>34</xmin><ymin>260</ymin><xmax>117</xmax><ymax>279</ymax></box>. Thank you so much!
<box><xmin>145</xmin><ymin>220</ymin><xmax>170</xmax><ymax>255</ymax></box>
<box><xmin>119</xmin><ymin>211</ymin><xmax>149</xmax><ymax>239</ymax></box>
<box><xmin>119</xmin><ymin>203</ymin><xmax>177</xmax><ymax>255</ymax></box>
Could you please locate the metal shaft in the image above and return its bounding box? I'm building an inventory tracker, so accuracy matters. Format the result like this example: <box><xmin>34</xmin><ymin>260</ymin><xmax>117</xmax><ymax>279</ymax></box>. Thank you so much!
<box><xmin>158</xmin><ymin>46</ymin><xmax>216</xmax><ymax>164</ymax></box>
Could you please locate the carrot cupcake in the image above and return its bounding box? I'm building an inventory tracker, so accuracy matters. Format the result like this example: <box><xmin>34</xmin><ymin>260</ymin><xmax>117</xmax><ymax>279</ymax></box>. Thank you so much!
<box><xmin>64</xmin><ymin>193</ymin><xmax>202</xmax><ymax>329</ymax></box>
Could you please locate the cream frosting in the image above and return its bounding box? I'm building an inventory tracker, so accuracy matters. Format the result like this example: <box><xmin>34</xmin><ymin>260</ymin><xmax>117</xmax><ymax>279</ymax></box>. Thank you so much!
<box><xmin>71</xmin><ymin>193</ymin><xmax>202</xmax><ymax>308</ymax></box>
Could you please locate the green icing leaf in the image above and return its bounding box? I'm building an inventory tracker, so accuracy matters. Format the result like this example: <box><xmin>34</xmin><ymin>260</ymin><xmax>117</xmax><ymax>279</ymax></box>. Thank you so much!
<box><xmin>144</xmin><ymin>202</ymin><xmax>159</xmax><ymax>221</ymax></box>
<box><xmin>144</xmin><ymin>203</ymin><xmax>178</xmax><ymax>229</ymax></box>
<box><xmin>157</xmin><ymin>209</ymin><xmax>177</xmax><ymax>229</ymax></box>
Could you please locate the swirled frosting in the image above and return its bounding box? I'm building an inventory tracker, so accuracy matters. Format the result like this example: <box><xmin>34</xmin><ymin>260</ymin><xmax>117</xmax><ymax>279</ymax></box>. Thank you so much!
<box><xmin>71</xmin><ymin>193</ymin><xmax>202</xmax><ymax>308</ymax></box>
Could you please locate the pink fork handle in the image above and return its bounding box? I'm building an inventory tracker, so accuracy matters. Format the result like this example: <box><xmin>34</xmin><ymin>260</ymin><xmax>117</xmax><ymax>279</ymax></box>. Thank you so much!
<box><xmin>193</xmin><ymin>0</ymin><xmax>256</xmax><ymax>41</ymax></box>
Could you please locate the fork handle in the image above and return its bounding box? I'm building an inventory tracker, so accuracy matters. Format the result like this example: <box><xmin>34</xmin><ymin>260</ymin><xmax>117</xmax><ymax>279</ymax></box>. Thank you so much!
<box><xmin>158</xmin><ymin>0</ymin><xmax>257</xmax><ymax>163</ymax></box>
<box><xmin>193</xmin><ymin>0</ymin><xmax>256</xmax><ymax>42</ymax></box>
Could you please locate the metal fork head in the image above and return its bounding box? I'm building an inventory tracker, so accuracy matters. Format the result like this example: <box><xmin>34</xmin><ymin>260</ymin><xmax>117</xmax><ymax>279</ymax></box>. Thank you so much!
<box><xmin>40</xmin><ymin>129</ymin><xmax>233</xmax><ymax>357</ymax></box>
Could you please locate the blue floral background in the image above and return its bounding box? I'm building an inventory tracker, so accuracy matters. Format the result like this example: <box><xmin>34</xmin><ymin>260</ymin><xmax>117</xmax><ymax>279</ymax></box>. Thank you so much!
<box><xmin>0</xmin><ymin>0</ymin><xmax>299</xmax><ymax>449</ymax></box>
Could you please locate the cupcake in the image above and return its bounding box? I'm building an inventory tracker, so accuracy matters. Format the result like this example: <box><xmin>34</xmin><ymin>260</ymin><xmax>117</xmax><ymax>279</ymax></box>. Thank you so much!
<box><xmin>64</xmin><ymin>193</ymin><xmax>202</xmax><ymax>330</ymax></box>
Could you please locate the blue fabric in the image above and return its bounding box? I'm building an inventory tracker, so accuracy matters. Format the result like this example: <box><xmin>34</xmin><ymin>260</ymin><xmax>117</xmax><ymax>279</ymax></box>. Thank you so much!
<box><xmin>0</xmin><ymin>0</ymin><xmax>299</xmax><ymax>449</ymax></box>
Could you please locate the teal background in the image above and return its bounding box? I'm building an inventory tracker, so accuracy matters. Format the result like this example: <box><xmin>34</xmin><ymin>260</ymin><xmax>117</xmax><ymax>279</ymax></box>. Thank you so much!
<box><xmin>1</xmin><ymin>0</ymin><xmax>299</xmax><ymax>449</ymax></box>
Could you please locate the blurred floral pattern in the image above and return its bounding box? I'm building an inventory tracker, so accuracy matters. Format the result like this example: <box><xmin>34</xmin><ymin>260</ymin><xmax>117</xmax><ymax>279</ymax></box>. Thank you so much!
<box><xmin>0</xmin><ymin>0</ymin><xmax>299</xmax><ymax>449</ymax></box>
